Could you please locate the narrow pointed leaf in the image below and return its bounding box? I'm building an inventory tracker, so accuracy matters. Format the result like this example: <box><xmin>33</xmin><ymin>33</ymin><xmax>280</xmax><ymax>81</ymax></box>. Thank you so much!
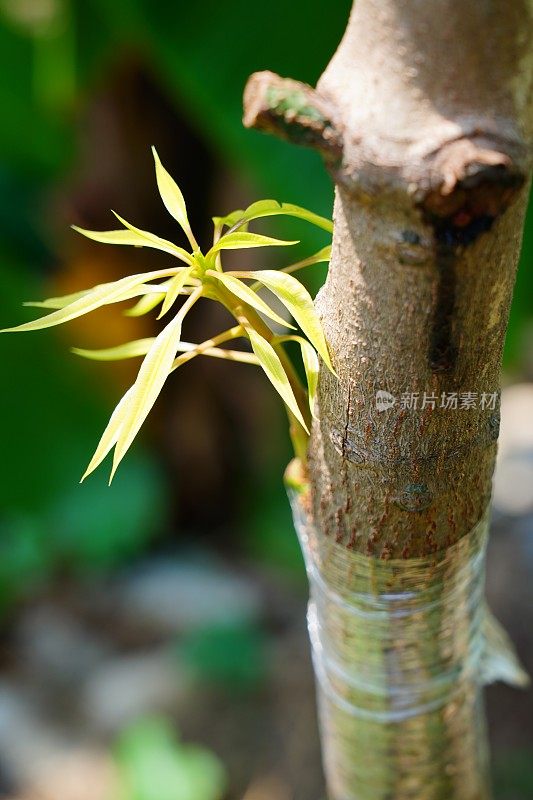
<box><xmin>300</xmin><ymin>340</ymin><xmax>320</xmax><ymax>418</ymax></box>
<box><xmin>158</xmin><ymin>266</ymin><xmax>195</xmax><ymax>318</ymax></box>
<box><xmin>80</xmin><ymin>386</ymin><xmax>134</xmax><ymax>481</ymax></box>
<box><xmin>206</xmin><ymin>231</ymin><xmax>298</xmax><ymax>259</ymax></box>
<box><xmin>216</xmin><ymin>200</ymin><xmax>333</xmax><ymax>233</ymax></box>
<box><xmin>72</xmin><ymin>216</ymin><xmax>193</xmax><ymax>265</ymax></box>
<box><xmin>26</xmin><ymin>280</ymin><xmax>175</xmax><ymax>311</ymax></box>
<box><xmin>282</xmin><ymin>245</ymin><xmax>332</xmax><ymax>274</ymax></box>
<box><xmin>73</xmin><ymin>337</ymin><xmax>259</xmax><ymax>366</ymax></box>
<box><xmin>227</xmin><ymin>270</ymin><xmax>334</xmax><ymax>371</ymax></box>
<box><xmin>206</xmin><ymin>271</ymin><xmax>294</xmax><ymax>329</ymax></box>
<box><xmin>212</xmin><ymin>211</ymin><xmax>243</xmax><ymax>229</ymax></box>
<box><xmin>276</xmin><ymin>335</ymin><xmax>319</xmax><ymax>418</ymax></box>
<box><xmin>24</xmin><ymin>288</ymin><xmax>89</xmax><ymax>309</ymax></box>
<box><xmin>152</xmin><ymin>147</ymin><xmax>192</xmax><ymax>240</ymax></box>
<box><xmin>72</xmin><ymin>339</ymin><xmax>156</xmax><ymax>361</ymax></box>
<box><xmin>247</xmin><ymin>328</ymin><xmax>309</xmax><ymax>432</ymax></box>
<box><xmin>111</xmin><ymin>212</ymin><xmax>194</xmax><ymax>263</ymax></box>
<box><xmin>111</xmin><ymin>288</ymin><xmax>202</xmax><ymax>480</ymax></box>
<box><xmin>1</xmin><ymin>269</ymin><xmax>179</xmax><ymax>333</ymax></box>
<box><xmin>124</xmin><ymin>292</ymin><xmax>166</xmax><ymax>317</ymax></box>
<box><xmin>270</xmin><ymin>202</ymin><xmax>332</xmax><ymax>233</ymax></box>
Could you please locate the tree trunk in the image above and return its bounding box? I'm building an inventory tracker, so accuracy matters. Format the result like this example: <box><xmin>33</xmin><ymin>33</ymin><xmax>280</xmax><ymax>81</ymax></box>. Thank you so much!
<box><xmin>243</xmin><ymin>2</ymin><xmax>533</xmax><ymax>798</ymax></box>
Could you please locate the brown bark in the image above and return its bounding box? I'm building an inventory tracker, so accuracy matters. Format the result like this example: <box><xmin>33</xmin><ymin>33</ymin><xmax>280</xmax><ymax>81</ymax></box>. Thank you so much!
<box><xmin>244</xmin><ymin>0</ymin><xmax>533</xmax><ymax>558</ymax></box>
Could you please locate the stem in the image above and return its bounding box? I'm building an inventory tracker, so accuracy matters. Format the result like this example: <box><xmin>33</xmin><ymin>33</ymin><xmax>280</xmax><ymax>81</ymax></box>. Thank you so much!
<box><xmin>184</xmin><ymin>225</ymin><xmax>200</xmax><ymax>253</ymax></box>
<box><xmin>176</xmin><ymin>284</ymin><xmax>203</xmax><ymax>322</ymax></box>
<box><xmin>243</xmin><ymin>1</ymin><xmax>532</xmax><ymax>797</ymax></box>
<box><xmin>171</xmin><ymin>325</ymin><xmax>244</xmax><ymax>370</ymax></box>
<box><xmin>286</xmin><ymin>409</ymin><xmax>309</xmax><ymax>464</ymax></box>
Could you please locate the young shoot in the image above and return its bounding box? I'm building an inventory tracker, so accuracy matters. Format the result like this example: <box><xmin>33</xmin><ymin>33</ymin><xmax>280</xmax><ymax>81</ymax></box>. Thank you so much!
<box><xmin>1</xmin><ymin>148</ymin><xmax>334</xmax><ymax>482</ymax></box>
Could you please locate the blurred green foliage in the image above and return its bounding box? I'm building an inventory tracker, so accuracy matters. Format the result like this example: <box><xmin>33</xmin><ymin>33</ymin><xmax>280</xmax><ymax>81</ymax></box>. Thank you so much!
<box><xmin>114</xmin><ymin>716</ymin><xmax>227</xmax><ymax>800</ymax></box>
<box><xmin>493</xmin><ymin>750</ymin><xmax>533</xmax><ymax>800</ymax></box>
<box><xmin>245</xmin><ymin>467</ymin><xmax>305</xmax><ymax>577</ymax></box>
<box><xmin>179</xmin><ymin>621</ymin><xmax>267</xmax><ymax>692</ymax></box>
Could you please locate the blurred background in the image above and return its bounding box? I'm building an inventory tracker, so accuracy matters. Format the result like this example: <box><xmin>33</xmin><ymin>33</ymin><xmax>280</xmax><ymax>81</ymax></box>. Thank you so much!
<box><xmin>0</xmin><ymin>1</ymin><xmax>531</xmax><ymax>798</ymax></box>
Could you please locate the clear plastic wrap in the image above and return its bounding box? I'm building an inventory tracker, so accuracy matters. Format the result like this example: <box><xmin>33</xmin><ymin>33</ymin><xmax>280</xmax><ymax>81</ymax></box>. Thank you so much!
<box><xmin>289</xmin><ymin>490</ymin><xmax>527</xmax><ymax>800</ymax></box>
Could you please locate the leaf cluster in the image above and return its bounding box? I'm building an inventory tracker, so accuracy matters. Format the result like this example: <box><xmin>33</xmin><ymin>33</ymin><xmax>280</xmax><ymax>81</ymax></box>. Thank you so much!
<box><xmin>2</xmin><ymin>149</ymin><xmax>334</xmax><ymax>481</ymax></box>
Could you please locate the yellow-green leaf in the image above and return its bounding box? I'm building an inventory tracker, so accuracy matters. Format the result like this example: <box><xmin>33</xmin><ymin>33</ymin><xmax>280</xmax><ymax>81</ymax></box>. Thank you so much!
<box><xmin>276</xmin><ymin>335</ymin><xmax>319</xmax><ymax>418</ymax></box>
<box><xmin>112</xmin><ymin>212</ymin><xmax>194</xmax><ymax>263</ymax></box>
<box><xmin>73</xmin><ymin>214</ymin><xmax>193</xmax><ymax>265</ymax></box>
<box><xmin>110</xmin><ymin>287</ymin><xmax>202</xmax><ymax>480</ymax></box>
<box><xmin>25</xmin><ymin>280</ymin><xmax>173</xmax><ymax>311</ymax></box>
<box><xmin>124</xmin><ymin>292</ymin><xmax>166</xmax><ymax>317</ymax></box>
<box><xmin>80</xmin><ymin>386</ymin><xmax>134</xmax><ymax>481</ymax></box>
<box><xmin>300</xmin><ymin>340</ymin><xmax>319</xmax><ymax>418</ymax></box>
<box><xmin>227</xmin><ymin>270</ymin><xmax>334</xmax><ymax>372</ymax></box>
<box><xmin>24</xmin><ymin>288</ymin><xmax>89</xmax><ymax>309</ymax></box>
<box><xmin>73</xmin><ymin>338</ymin><xmax>259</xmax><ymax>365</ymax></box>
<box><xmin>72</xmin><ymin>339</ymin><xmax>156</xmax><ymax>361</ymax></box>
<box><xmin>274</xmin><ymin>202</ymin><xmax>332</xmax><ymax>233</ymax></box>
<box><xmin>206</xmin><ymin>231</ymin><xmax>298</xmax><ymax>259</ymax></box>
<box><xmin>282</xmin><ymin>245</ymin><xmax>332</xmax><ymax>275</ymax></box>
<box><xmin>1</xmin><ymin>269</ymin><xmax>179</xmax><ymax>333</ymax></box>
<box><xmin>212</xmin><ymin>213</ymin><xmax>248</xmax><ymax>233</ymax></box>
<box><xmin>152</xmin><ymin>147</ymin><xmax>196</xmax><ymax>248</ymax></box>
<box><xmin>215</xmin><ymin>200</ymin><xmax>333</xmax><ymax>233</ymax></box>
<box><xmin>158</xmin><ymin>266</ymin><xmax>196</xmax><ymax>318</ymax></box>
<box><xmin>206</xmin><ymin>271</ymin><xmax>294</xmax><ymax>329</ymax></box>
<box><xmin>246</xmin><ymin>328</ymin><xmax>309</xmax><ymax>433</ymax></box>
<box><xmin>212</xmin><ymin>210</ymin><xmax>243</xmax><ymax>229</ymax></box>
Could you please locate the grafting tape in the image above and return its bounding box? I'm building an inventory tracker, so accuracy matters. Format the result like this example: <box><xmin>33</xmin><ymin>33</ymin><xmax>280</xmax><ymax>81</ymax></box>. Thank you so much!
<box><xmin>289</xmin><ymin>489</ymin><xmax>496</xmax><ymax>800</ymax></box>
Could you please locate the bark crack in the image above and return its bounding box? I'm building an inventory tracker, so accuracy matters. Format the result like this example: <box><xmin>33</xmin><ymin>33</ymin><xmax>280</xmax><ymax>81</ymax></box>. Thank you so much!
<box><xmin>342</xmin><ymin>381</ymin><xmax>352</xmax><ymax>460</ymax></box>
